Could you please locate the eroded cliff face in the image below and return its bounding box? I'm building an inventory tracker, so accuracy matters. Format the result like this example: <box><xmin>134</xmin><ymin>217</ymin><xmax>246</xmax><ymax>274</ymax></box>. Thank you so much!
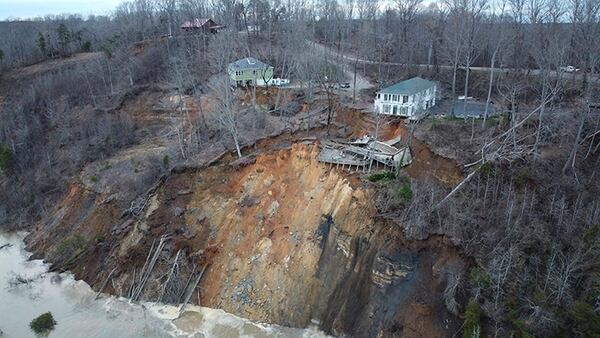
<box><xmin>184</xmin><ymin>145</ymin><xmax>374</xmax><ymax>324</ymax></box>
<box><xmin>27</xmin><ymin>143</ymin><xmax>463</xmax><ymax>337</ymax></box>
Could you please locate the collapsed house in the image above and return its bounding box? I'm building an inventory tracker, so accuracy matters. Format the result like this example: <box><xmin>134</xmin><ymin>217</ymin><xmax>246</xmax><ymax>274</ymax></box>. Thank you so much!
<box><xmin>317</xmin><ymin>135</ymin><xmax>412</xmax><ymax>172</ymax></box>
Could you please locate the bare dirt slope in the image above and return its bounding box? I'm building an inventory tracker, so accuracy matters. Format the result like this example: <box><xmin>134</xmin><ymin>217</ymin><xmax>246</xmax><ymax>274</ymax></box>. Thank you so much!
<box><xmin>19</xmin><ymin>56</ymin><xmax>467</xmax><ymax>336</ymax></box>
<box><xmin>4</xmin><ymin>52</ymin><xmax>104</xmax><ymax>80</ymax></box>
<box><xmin>27</xmin><ymin>143</ymin><xmax>464</xmax><ymax>337</ymax></box>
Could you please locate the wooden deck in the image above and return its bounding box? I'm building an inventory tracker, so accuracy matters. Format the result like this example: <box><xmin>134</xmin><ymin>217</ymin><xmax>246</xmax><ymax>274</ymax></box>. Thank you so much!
<box><xmin>318</xmin><ymin>136</ymin><xmax>412</xmax><ymax>172</ymax></box>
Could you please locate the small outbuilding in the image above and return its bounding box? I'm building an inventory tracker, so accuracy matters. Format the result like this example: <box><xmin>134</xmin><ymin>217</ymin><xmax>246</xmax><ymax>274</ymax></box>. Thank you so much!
<box><xmin>452</xmin><ymin>98</ymin><xmax>498</xmax><ymax>119</ymax></box>
<box><xmin>374</xmin><ymin>77</ymin><xmax>437</xmax><ymax>119</ymax></box>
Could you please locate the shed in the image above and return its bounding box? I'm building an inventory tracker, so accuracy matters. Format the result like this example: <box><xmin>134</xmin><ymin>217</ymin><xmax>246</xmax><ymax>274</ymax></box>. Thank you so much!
<box><xmin>453</xmin><ymin>98</ymin><xmax>498</xmax><ymax>119</ymax></box>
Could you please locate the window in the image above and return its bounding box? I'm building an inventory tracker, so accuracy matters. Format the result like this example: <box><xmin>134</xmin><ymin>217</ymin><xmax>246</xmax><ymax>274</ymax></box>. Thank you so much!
<box><xmin>384</xmin><ymin>94</ymin><xmax>388</xmax><ymax>101</ymax></box>
<box><xmin>377</xmin><ymin>93</ymin><xmax>381</xmax><ymax>99</ymax></box>
<box><xmin>393</xmin><ymin>106</ymin><xmax>398</xmax><ymax>114</ymax></box>
<box><xmin>403</xmin><ymin>96</ymin><xmax>408</xmax><ymax>103</ymax></box>
<box><xmin>384</xmin><ymin>105</ymin><xmax>390</xmax><ymax>113</ymax></box>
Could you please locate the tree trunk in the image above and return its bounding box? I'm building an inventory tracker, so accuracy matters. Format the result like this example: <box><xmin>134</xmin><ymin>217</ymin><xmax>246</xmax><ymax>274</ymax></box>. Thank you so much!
<box><xmin>462</xmin><ymin>54</ymin><xmax>472</xmax><ymax>119</ymax></box>
<box><xmin>562</xmin><ymin>109</ymin><xmax>589</xmax><ymax>178</ymax></box>
<box><xmin>451</xmin><ymin>44</ymin><xmax>460</xmax><ymax>116</ymax></box>
<box><xmin>534</xmin><ymin>71</ymin><xmax>549</xmax><ymax>157</ymax></box>
<box><xmin>483</xmin><ymin>49</ymin><xmax>498</xmax><ymax>128</ymax></box>
<box><xmin>232</xmin><ymin>129</ymin><xmax>242</xmax><ymax>158</ymax></box>
<box><xmin>353</xmin><ymin>56</ymin><xmax>358</xmax><ymax>102</ymax></box>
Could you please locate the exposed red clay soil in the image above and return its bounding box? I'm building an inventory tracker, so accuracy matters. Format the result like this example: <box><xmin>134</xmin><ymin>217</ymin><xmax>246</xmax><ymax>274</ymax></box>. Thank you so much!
<box><xmin>240</xmin><ymin>86</ymin><xmax>297</xmax><ymax>106</ymax></box>
<box><xmin>26</xmin><ymin>142</ymin><xmax>465</xmax><ymax>337</ymax></box>
<box><xmin>336</xmin><ymin>108</ymin><xmax>463</xmax><ymax>186</ymax></box>
<box><xmin>23</xmin><ymin>90</ymin><xmax>468</xmax><ymax>337</ymax></box>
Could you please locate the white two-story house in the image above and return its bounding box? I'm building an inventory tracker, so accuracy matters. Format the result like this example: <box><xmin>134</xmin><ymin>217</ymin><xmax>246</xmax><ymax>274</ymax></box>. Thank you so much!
<box><xmin>374</xmin><ymin>77</ymin><xmax>437</xmax><ymax>119</ymax></box>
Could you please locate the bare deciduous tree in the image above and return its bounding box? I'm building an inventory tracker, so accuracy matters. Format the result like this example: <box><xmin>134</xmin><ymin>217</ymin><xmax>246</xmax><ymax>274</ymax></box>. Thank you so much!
<box><xmin>209</xmin><ymin>75</ymin><xmax>243</xmax><ymax>158</ymax></box>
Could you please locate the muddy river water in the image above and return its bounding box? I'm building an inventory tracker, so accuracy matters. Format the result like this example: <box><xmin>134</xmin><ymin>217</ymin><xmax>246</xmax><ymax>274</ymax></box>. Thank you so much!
<box><xmin>0</xmin><ymin>232</ymin><xmax>328</xmax><ymax>338</ymax></box>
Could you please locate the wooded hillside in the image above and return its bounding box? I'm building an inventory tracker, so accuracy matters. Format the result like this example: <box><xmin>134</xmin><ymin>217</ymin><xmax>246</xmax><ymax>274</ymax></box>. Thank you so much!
<box><xmin>1</xmin><ymin>1</ymin><xmax>600</xmax><ymax>337</ymax></box>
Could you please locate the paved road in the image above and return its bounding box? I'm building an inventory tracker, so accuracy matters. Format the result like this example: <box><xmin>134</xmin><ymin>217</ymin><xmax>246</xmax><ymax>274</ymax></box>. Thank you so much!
<box><xmin>309</xmin><ymin>40</ymin><xmax>599</xmax><ymax>84</ymax></box>
<box><xmin>303</xmin><ymin>40</ymin><xmax>375</xmax><ymax>106</ymax></box>
<box><xmin>297</xmin><ymin>40</ymin><xmax>599</xmax><ymax>115</ymax></box>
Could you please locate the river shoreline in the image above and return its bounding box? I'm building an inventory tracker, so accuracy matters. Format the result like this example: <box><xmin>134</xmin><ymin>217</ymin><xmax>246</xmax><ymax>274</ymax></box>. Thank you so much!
<box><xmin>0</xmin><ymin>232</ymin><xmax>328</xmax><ymax>338</ymax></box>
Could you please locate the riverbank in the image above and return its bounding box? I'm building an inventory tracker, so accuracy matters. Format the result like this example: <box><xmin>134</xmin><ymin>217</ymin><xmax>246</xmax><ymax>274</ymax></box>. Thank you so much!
<box><xmin>0</xmin><ymin>232</ymin><xmax>329</xmax><ymax>338</ymax></box>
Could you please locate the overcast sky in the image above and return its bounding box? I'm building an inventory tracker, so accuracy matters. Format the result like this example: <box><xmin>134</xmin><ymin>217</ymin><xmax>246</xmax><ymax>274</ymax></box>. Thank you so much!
<box><xmin>0</xmin><ymin>0</ymin><xmax>124</xmax><ymax>20</ymax></box>
<box><xmin>0</xmin><ymin>0</ymin><xmax>444</xmax><ymax>21</ymax></box>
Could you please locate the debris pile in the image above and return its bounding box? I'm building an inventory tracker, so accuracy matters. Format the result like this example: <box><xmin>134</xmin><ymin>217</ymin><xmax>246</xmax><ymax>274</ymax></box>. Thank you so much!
<box><xmin>317</xmin><ymin>135</ymin><xmax>412</xmax><ymax>172</ymax></box>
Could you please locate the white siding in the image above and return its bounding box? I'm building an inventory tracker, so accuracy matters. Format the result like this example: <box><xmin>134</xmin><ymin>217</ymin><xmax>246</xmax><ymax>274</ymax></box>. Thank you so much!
<box><xmin>373</xmin><ymin>84</ymin><xmax>437</xmax><ymax>118</ymax></box>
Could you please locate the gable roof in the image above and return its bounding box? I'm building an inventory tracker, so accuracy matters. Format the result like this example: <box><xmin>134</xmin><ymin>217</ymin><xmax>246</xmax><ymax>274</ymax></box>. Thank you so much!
<box><xmin>378</xmin><ymin>77</ymin><xmax>436</xmax><ymax>95</ymax></box>
<box><xmin>228</xmin><ymin>57</ymin><xmax>271</xmax><ymax>71</ymax></box>
<box><xmin>181</xmin><ymin>18</ymin><xmax>217</xmax><ymax>29</ymax></box>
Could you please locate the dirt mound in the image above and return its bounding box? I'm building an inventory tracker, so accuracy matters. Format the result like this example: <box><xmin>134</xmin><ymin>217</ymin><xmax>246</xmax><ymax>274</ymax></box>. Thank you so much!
<box><xmin>390</xmin><ymin>124</ymin><xmax>463</xmax><ymax>186</ymax></box>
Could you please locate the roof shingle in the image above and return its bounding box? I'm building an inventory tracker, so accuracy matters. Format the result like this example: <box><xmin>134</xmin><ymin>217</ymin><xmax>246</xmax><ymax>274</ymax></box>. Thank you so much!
<box><xmin>228</xmin><ymin>57</ymin><xmax>271</xmax><ymax>71</ymax></box>
<box><xmin>378</xmin><ymin>77</ymin><xmax>436</xmax><ymax>95</ymax></box>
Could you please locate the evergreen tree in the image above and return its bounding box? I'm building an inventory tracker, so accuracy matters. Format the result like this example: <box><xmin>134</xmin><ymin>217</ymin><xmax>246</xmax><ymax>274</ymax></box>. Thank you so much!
<box><xmin>56</xmin><ymin>23</ymin><xmax>71</xmax><ymax>56</ymax></box>
<box><xmin>37</xmin><ymin>32</ymin><xmax>46</xmax><ymax>57</ymax></box>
